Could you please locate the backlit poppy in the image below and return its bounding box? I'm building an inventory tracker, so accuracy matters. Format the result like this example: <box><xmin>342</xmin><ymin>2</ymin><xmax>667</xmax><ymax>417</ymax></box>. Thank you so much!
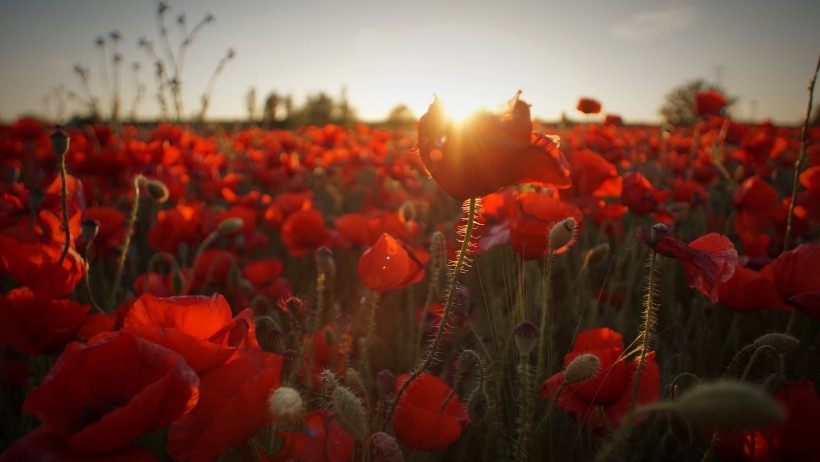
<box><xmin>508</xmin><ymin>190</ymin><xmax>583</xmax><ymax>259</ymax></box>
<box><xmin>122</xmin><ymin>293</ymin><xmax>259</xmax><ymax>372</ymax></box>
<box><xmin>541</xmin><ymin>327</ymin><xmax>660</xmax><ymax>428</ymax></box>
<box><xmin>296</xmin><ymin>410</ymin><xmax>355</xmax><ymax>462</ymax></box>
<box><xmin>639</xmin><ymin>231</ymin><xmax>738</xmax><ymax>303</ymax></box>
<box><xmin>695</xmin><ymin>90</ymin><xmax>727</xmax><ymax>117</ymax></box>
<box><xmin>23</xmin><ymin>332</ymin><xmax>199</xmax><ymax>455</ymax></box>
<box><xmin>717</xmin><ymin>266</ymin><xmax>790</xmax><ymax>313</ymax></box>
<box><xmin>0</xmin><ymin>228</ymin><xmax>86</xmax><ymax>299</ymax></box>
<box><xmin>620</xmin><ymin>172</ymin><xmax>669</xmax><ymax>216</ymax></box>
<box><xmin>577</xmin><ymin>98</ymin><xmax>602</xmax><ymax>115</ymax></box>
<box><xmin>280</xmin><ymin>207</ymin><xmax>332</xmax><ymax>257</ymax></box>
<box><xmin>0</xmin><ymin>287</ymin><xmax>89</xmax><ymax>355</ymax></box>
<box><xmin>762</xmin><ymin>243</ymin><xmax>820</xmax><ymax>319</ymax></box>
<box><xmin>358</xmin><ymin>233</ymin><xmax>425</xmax><ymax>292</ymax></box>
<box><xmin>392</xmin><ymin>372</ymin><xmax>469</xmax><ymax>451</ymax></box>
<box><xmin>417</xmin><ymin>92</ymin><xmax>571</xmax><ymax>200</ymax></box>
<box><xmin>167</xmin><ymin>347</ymin><xmax>283</xmax><ymax>461</ymax></box>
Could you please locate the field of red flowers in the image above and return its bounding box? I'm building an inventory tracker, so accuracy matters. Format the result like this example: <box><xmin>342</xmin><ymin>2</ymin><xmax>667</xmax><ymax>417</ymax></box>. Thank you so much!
<box><xmin>1</xmin><ymin>89</ymin><xmax>819</xmax><ymax>462</ymax></box>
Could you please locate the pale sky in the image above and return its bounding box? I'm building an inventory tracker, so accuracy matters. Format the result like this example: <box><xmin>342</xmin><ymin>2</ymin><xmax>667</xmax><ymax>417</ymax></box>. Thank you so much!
<box><xmin>1</xmin><ymin>0</ymin><xmax>818</xmax><ymax>124</ymax></box>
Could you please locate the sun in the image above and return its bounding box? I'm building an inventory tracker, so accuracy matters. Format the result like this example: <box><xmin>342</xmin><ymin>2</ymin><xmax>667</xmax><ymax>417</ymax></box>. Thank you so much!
<box><xmin>435</xmin><ymin>92</ymin><xmax>487</xmax><ymax>123</ymax></box>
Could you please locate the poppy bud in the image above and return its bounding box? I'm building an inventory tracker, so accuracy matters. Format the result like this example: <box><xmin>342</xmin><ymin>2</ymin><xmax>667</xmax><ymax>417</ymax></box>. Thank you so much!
<box><xmin>268</xmin><ymin>387</ymin><xmax>303</xmax><ymax>423</ymax></box>
<box><xmin>751</xmin><ymin>333</ymin><xmax>799</xmax><ymax>355</ymax></box>
<box><xmin>332</xmin><ymin>385</ymin><xmax>368</xmax><ymax>440</ymax></box>
<box><xmin>50</xmin><ymin>128</ymin><xmax>70</xmax><ymax>157</ymax></box>
<box><xmin>217</xmin><ymin>217</ymin><xmax>244</xmax><ymax>234</ymax></box>
<box><xmin>512</xmin><ymin>321</ymin><xmax>540</xmax><ymax>357</ymax></box>
<box><xmin>564</xmin><ymin>353</ymin><xmax>600</xmax><ymax>384</ymax></box>
<box><xmin>548</xmin><ymin>217</ymin><xmax>577</xmax><ymax>253</ymax></box>
<box><xmin>370</xmin><ymin>432</ymin><xmax>405</xmax><ymax>462</ymax></box>
<box><xmin>376</xmin><ymin>369</ymin><xmax>396</xmax><ymax>399</ymax></box>
<box><xmin>144</xmin><ymin>179</ymin><xmax>170</xmax><ymax>203</ymax></box>
<box><xmin>582</xmin><ymin>243</ymin><xmax>609</xmax><ymax>270</ymax></box>
<box><xmin>315</xmin><ymin>246</ymin><xmax>335</xmax><ymax>277</ymax></box>
<box><xmin>674</xmin><ymin>381</ymin><xmax>785</xmax><ymax>432</ymax></box>
<box><xmin>81</xmin><ymin>219</ymin><xmax>100</xmax><ymax>242</ymax></box>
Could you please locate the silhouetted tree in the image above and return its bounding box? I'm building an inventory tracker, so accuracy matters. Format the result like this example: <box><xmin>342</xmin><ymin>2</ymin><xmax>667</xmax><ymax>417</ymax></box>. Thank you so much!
<box><xmin>384</xmin><ymin>104</ymin><xmax>416</xmax><ymax>128</ymax></box>
<box><xmin>659</xmin><ymin>78</ymin><xmax>736</xmax><ymax>126</ymax></box>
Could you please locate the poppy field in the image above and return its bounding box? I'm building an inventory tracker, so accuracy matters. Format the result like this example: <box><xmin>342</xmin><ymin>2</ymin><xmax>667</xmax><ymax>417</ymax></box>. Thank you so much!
<box><xmin>1</xmin><ymin>81</ymin><xmax>820</xmax><ymax>461</ymax></box>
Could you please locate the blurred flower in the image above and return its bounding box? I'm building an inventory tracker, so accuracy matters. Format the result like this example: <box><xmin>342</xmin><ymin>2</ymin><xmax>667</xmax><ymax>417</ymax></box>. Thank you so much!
<box><xmin>0</xmin><ymin>228</ymin><xmax>86</xmax><ymax>299</ymax></box>
<box><xmin>280</xmin><ymin>207</ymin><xmax>332</xmax><ymax>257</ymax></box>
<box><xmin>0</xmin><ymin>287</ymin><xmax>89</xmax><ymax>355</ymax></box>
<box><xmin>541</xmin><ymin>327</ymin><xmax>660</xmax><ymax>428</ymax></box>
<box><xmin>392</xmin><ymin>372</ymin><xmax>469</xmax><ymax>451</ymax></box>
<box><xmin>694</xmin><ymin>90</ymin><xmax>727</xmax><ymax>117</ymax></box>
<box><xmin>577</xmin><ymin>97</ymin><xmax>602</xmax><ymax>115</ymax></box>
<box><xmin>358</xmin><ymin>233</ymin><xmax>426</xmax><ymax>292</ymax></box>
<box><xmin>22</xmin><ymin>332</ymin><xmax>198</xmax><ymax>455</ymax></box>
<box><xmin>718</xmin><ymin>266</ymin><xmax>790</xmax><ymax>313</ymax></box>
<box><xmin>762</xmin><ymin>243</ymin><xmax>820</xmax><ymax>319</ymax></box>
<box><xmin>417</xmin><ymin>92</ymin><xmax>571</xmax><ymax>200</ymax></box>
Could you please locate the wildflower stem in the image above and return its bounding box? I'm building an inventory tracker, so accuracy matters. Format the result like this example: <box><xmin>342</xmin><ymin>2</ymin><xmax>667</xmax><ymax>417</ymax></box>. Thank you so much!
<box><xmin>384</xmin><ymin>197</ymin><xmax>477</xmax><ymax>429</ymax></box>
<box><xmin>783</xmin><ymin>53</ymin><xmax>820</xmax><ymax>252</ymax></box>
<box><xmin>57</xmin><ymin>152</ymin><xmax>70</xmax><ymax>264</ymax></box>
<box><xmin>83</xmin><ymin>241</ymin><xmax>105</xmax><ymax>314</ymax></box>
<box><xmin>515</xmin><ymin>354</ymin><xmax>533</xmax><ymax>461</ymax></box>
<box><xmin>630</xmin><ymin>250</ymin><xmax>658</xmax><ymax>412</ymax></box>
<box><xmin>536</xmin><ymin>251</ymin><xmax>554</xmax><ymax>385</ymax></box>
<box><xmin>107</xmin><ymin>175</ymin><xmax>144</xmax><ymax>309</ymax></box>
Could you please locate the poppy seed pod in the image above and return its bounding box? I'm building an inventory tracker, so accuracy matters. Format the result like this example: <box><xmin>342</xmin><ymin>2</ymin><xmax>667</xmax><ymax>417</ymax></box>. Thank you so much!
<box><xmin>144</xmin><ymin>179</ymin><xmax>170</xmax><ymax>203</ymax></box>
<box><xmin>267</xmin><ymin>387</ymin><xmax>303</xmax><ymax>423</ymax></box>
<box><xmin>513</xmin><ymin>320</ymin><xmax>540</xmax><ymax>357</ymax></box>
<box><xmin>50</xmin><ymin>128</ymin><xmax>70</xmax><ymax>157</ymax></box>
<box><xmin>370</xmin><ymin>432</ymin><xmax>404</xmax><ymax>462</ymax></box>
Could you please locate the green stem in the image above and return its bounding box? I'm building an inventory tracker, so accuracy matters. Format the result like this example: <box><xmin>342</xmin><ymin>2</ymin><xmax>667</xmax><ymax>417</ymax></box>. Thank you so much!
<box><xmin>83</xmin><ymin>241</ymin><xmax>104</xmax><ymax>314</ymax></box>
<box><xmin>630</xmin><ymin>251</ymin><xmax>658</xmax><ymax>412</ymax></box>
<box><xmin>783</xmin><ymin>54</ymin><xmax>820</xmax><ymax>252</ymax></box>
<box><xmin>384</xmin><ymin>197</ymin><xmax>477</xmax><ymax>429</ymax></box>
<box><xmin>515</xmin><ymin>355</ymin><xmax>532</xmax><ymax>461</ymax></box>
<box><xmin>57</xmin><ymin>153</ymin><xmax>71</xmax><ymax>264</ymax></box>
<box><xmin>536</xmin><ymin>251</ymin><xmax>554</xmax><ymax>385</ymax></box>
<box><xmin>107</xmin><ymin>175</ymin><xmax>143</xmax><ymax>309</ymax></box>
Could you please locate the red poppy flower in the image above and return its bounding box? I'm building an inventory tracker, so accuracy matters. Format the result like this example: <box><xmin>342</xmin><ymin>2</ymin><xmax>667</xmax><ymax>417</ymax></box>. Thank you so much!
<box><xmin>417</xmin><ymin>92</ymin><xmax>571</xmax><ymax>200</ymax></box>
<box><xmin>76</xmin><ymin>313</ymin><xmax>116</xmax><ymax>343</ymax></box>
<box><xmin>167</xmin><ymin>348</ymin><xmax>283</xmax><ymax>461</ymax></box>
<box><xmin>567</xmin><ymin>150</ymin><xmax>622</xmax><ymax>198</ymax></box>
<box><xmin>0</xmin><ymin>287</ymin><xmax>89</xmax><ymax>355</ymax></box>
<box><xmin>242</xmin><ymin>258</ymin><xmax>285</xmax><ymax>287</ymax></box>
<box><xmin>541</xmin><ymin>327</ymin><xmax>660</xmax><ymax>428</ymax></box>
<box><xmin>695</xmin><ymin>90</ymin><xmax>727</xmax><ymax>117</ymax></box>
<box><xmin>358</xmin><ymin>233</ymin><xmax>426</xmax><ymax>292</ymax></box>
<box><xmin>0</xmin><ymin>426</ymin><xmax>158</xmax><ymax>462</ymax></box>
<box><xmin>715</xmin><ymin>381</ymin><xmax>820</xmax><ymax>462</ymax></box>
<box><xmin>81</xmin><ymin>206</ymin><xmax>126</xmax><ymax>254</ymax></box>
<box><xmin>577</xmin><ymin>97</ymin><xmax>602</xmax><ymax>115</ymax></box>
<box><xmin>190</xmin><ymin>249</ymin><xmax>238</xmax><ymax>291</ymax></box>
<box><xmin>301</xmin><ymin>320</ymin><xmax>352</xmax><ymax>388</ymax></box>
<box><xmin>620</xmin><ymin>172</ymin><xmax>669</xmax><ymax>216</ymax></box>
<box><xmin>640</xmin><ymin>232</ymin><xmax>738</xmax><ymax>303</ymax></box>
<box><xmin>148</xmin><ymin>202</ymin><xmax>205</xmax><ymax>254</ymax></box>
<box><xmin>732</xmin><ymin>176</ymin><xmax>778</xmax><ymax>235</ymax></box>
<box><xmin>717</xmin><ymin>266</ymin><xmax>790</xmax><ymax>313</ymax></box>
<box><xmin>0</xmin><ymin>228</ymin><xmax>86</xmax><ymax>299</ymax></box>
<box><xmin>392</xmin><ymin>372</ymin><xmax>469</xmax><ymax>451</ymax></box>
<box><xmin>508</xmin><ymin>190</ymin><xmax>583</xmax><ymax>259</ymax></box>
<box><xmin>762</xmin><ymin>243</ymin><xmax>820</xmax><ymax>318</ymax></box>
<box><xmin>799</xmin><ymin>165</ymin><xmax>820</xmax><ymax>195</ymax></box>
<box><xmin>296</xmin><ymin>410</ymin><xmax>355</xmax><ymax>462</ymax></box>
<box><xmin>257</xmin><ymin>432</ymin><xmax>309</xmax><ymax>462</ymax></box>
<box><xmin>604</xmin><ymin>114</ymin><xmax>622</xmax><ymax>126</ymax></box>
<box><xmin>22</xmin><ymin>332</ymin><xmax>199</xmax><ymax>455</ymax></box>
<box><xmin>122</xmin><ymin>293</ymin><xmax>259</xmax><ymax>372</ymax></box>
<box><xmin>280</xmin><ymin>207</ymin><xmax>332</xmax><ymax>257</ymax></box>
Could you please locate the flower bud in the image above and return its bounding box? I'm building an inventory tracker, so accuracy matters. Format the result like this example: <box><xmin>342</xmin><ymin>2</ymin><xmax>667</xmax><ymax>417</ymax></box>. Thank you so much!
<box><xmin>512</xmin><ymin>321</ymin><xmax>540</xmax><ymax>357</ymax></box>
<box><xmin>674</xmin><ymin>381</ymin><xmax>785</xmax><ymax>432</ymax></box>
<box><xmin>582</xmin><ymin>243</ymin><xmax>609</xmax><ymax>269</ymax></box>
<box><xmin>144</xmin><ymin>179</ymin><xmax>169</xmax><ymax>203</ymax></box>
<box><xmin>50</xmin><ymin>128</ymin><xmax>70</xmax><ymax>157</ymax></box>
<box><xmin>268</xmin><ymin>387</ymin><xmax>303</xmax><ymax>423</ymax></box>
<box><xmin>752</xmin><ymin>333</ymin><xmax>799</xmax><ymax>355</ymax></box>
<box><xmin>332</xmin><ymin>385</ymin><xmax>368</xmax><ymax>440</ymax></box>
<box><xmin>370</xmin><ymin>432</ymin><xmax>405</xmax><ymax>462</ymax></box>
<box><xmin>376</xmin><ymin>369</ymin><xmax>395</xmax><ymax>399</ymax></box>
<box><xmin>81</xmin><ymin>219</ymin><xmax>100</xmax><ymax>242</ymax></box>
<box><xmin>564</xmin><ymin>353</ymin><xmax>600</xmax><ymax>384</ymax></box>
<box><xmin>217</xmin><ymin>217</ymin><xmax>244</xmax><ymax>234</ymax></box>
<box><xmin>548</xmin><ymin>217</ymin><xmax>577</xmax><ymax>253</ymax></box>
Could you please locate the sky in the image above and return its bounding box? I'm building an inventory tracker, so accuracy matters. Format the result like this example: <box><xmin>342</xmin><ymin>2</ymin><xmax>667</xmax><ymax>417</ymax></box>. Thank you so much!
<box><xmin>0</xmin><ymin>0</ymin><xmax>818</xmax><ymax>125</ymax></box>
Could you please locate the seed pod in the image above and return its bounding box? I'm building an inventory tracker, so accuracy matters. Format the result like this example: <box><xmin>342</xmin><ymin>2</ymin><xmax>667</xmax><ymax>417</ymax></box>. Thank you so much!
<box><xmin>549</xmin><ymin>217</ymin><xmax>577</xmax><ymax>252</ymax></box>
<box><xmin>268</xmin><ymin>387</ymin><xmax>303</xmax><ymax>423</ymax></box>
<box><xmin>512</xmin><ymin>321</ymin><xmax>540</xmax><ymax>357</ymax></box>
<box><xmin>564</xmin><ymin>353</ymin><xmax>600</xmax><ymax>384</ymax></box>
<box><xmin>370</xmin><ymin>432</ymin><xmax>404</xmax><ymax>462</ymax></box>
<box><xmin>50</xmin><ymin>128</ymin><xmax>70</xmax><ymax>157</ymax></box>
